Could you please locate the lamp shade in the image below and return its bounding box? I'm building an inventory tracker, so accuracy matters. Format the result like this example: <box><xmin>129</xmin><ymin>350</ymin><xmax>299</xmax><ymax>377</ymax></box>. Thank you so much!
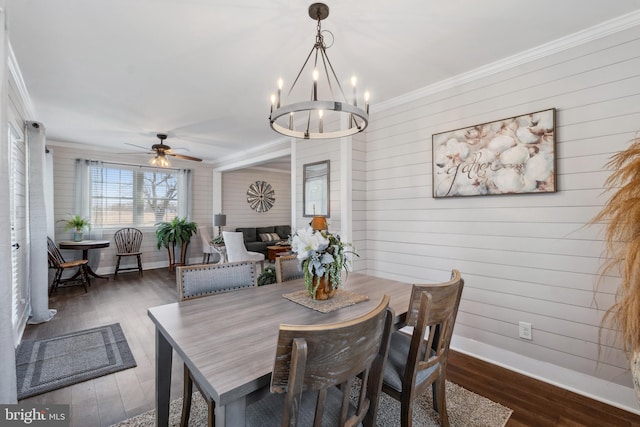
<box><xmin>310</xmin><ymin>216</ymin><xmax>328</xmax><ymax>231</ymax></box>
<box><xmin>213</xmin><ymin>214</ymin><xmax>226</xmax><ymax>227</ymax></box>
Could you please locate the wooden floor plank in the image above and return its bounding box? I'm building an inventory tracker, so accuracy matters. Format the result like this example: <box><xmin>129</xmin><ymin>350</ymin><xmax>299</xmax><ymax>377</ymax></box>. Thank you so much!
<box><xmin>17</xmin><ymin>268</ymin><xmax>640</xmax><ymax>426</ymax></box>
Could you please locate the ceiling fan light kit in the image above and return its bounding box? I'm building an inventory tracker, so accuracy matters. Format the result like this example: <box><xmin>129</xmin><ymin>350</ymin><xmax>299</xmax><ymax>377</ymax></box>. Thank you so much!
<box><xmin>145</xmin><ymin>133</ymin><xmax>203</xmax><ymax>167</ymax></box>
<box><xmin>268</xmin><ymin>2</ymin><xmax>370</xmax><ymax>140</ymax></box>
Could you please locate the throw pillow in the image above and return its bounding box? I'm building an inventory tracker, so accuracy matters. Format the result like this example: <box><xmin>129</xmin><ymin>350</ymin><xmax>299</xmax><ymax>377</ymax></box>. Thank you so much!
<box><xmin>259</xmin><ymin>233</ymin><xmax>281</xmax><ymax>242</ymax></box>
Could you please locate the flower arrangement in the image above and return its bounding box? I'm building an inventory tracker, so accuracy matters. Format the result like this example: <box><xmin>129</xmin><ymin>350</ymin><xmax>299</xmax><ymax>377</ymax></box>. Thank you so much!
<box><xmin>290</xmin><ymin>227</ymin><xmax>357</xmax><ymax>298</ymax></box>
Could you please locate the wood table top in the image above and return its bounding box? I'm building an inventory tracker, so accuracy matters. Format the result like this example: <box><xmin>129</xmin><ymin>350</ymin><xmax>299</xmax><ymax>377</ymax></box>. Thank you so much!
<box><xmin>148</xmin><ymin>272</ymin><xmax>413</xmax><ymax>405</ymax></box>
<box><xmin>58</xmin><ymin>240</ymin><xmax>110</xmax><ymax>249</ymax></box>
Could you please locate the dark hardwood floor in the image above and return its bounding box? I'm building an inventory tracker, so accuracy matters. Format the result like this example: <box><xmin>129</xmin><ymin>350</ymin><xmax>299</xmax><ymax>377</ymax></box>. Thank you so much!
<box><xmin>19</xmin><ymin>268</ymin><xmax>640</xmax><ymax>426</ymax></box>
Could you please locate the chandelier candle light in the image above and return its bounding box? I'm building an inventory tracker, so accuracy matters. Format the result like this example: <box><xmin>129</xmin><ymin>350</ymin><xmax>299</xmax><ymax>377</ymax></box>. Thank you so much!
<box><xmin>269</xmin><ymin>3</ymin><xmax>370</xmax><ymax>140</ymax></box>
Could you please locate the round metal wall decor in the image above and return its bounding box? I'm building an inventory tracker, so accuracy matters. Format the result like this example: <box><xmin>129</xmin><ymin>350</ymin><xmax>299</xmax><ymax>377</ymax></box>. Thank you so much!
<box><xmin>247</xmin><ymin>181</ymin><xmax>275</xmax><ymax>212</ymax></box>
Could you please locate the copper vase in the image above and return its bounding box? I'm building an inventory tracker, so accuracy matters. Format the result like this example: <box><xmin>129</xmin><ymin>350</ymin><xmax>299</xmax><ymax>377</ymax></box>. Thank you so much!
<box><xmin>312</xmin><ymin>274</ymin><xmax>336</xmax><ymax>300</ymax></box>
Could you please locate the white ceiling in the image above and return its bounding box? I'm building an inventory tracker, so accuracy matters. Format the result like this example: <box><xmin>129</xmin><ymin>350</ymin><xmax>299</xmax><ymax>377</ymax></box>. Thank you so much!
<box><xmin>7</xmin><ymin>0</ymin><xmax>640</xmax><ymax>168</ymax></box>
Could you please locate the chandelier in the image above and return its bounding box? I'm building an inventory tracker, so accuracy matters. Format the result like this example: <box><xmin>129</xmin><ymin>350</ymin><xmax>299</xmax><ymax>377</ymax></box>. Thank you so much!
<box><xmin>269</xmin><ymin>3</ymin><xmax>370</xmax><ymax>140</ymax></box>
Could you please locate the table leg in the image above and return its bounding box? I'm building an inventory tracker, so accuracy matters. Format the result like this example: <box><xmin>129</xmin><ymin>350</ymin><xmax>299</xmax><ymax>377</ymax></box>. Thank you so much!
<box><xmin>156</xmin><ymin>328</ymin><xmax>173</xmax><ymax>427</ymax></box>
<box><xmin>82</xmin><ymin>249</ymin><xmax>110</xmax><ymax>280</ymax></box>
<box><xmin>215</xmin><ymin>396</ymin><xmax>246</xmax><ymax>427</ymax></box>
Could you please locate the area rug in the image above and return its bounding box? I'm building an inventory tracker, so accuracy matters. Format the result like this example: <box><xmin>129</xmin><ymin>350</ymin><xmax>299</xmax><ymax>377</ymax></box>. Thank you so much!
<box><xmin>110</xmin><ymin>380</ymin><xmax>512</xmax><ymax>427</ymax></box>
<box><xmin>16</xmin><ymin>323</ymin><xmax>137</xmax><ymax>399</ymax></box>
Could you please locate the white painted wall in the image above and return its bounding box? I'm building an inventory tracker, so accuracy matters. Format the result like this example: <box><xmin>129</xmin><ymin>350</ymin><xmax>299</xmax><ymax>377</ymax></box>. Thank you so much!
<box><xmin>221</xmin><ymin>168</ymin><xmax>291</xmax><ymax>232</ymax></box>
<box><xmin>363</xmin><ymin>22</ymin><xmax>640</xmax><ymax>410</ymax></box>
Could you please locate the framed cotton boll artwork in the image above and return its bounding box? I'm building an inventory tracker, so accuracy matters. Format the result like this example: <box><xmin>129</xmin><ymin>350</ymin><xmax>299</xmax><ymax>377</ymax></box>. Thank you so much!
<box><xmin>431</xmin><ymin>108</ymin><xmax>556</xmax><ymax>198</ymax></box>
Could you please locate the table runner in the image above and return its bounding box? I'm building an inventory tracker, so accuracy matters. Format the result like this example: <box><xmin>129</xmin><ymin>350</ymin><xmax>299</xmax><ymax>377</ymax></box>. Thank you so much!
<box><xmin>283</xmin><ymin>289</ymin><xmax>369</xmax><ymax>313</ymax></box>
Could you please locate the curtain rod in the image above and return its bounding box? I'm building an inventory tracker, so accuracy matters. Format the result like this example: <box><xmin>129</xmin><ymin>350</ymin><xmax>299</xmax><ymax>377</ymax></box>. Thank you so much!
<box><xmin>84</xmin><ymin>159</ymin><xmax>190</xmax><ymax>172</ymax></box>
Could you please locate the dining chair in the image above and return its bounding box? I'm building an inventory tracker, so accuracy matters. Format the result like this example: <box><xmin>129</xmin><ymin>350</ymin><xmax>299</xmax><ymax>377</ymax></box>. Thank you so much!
<box><xmin>274</xmin><ymin>254</ymin><xmax>303</xmax><ymax>283</ymax></box>
<box><xmin>46</xmin><ymin>236</ymin><xmax>90</xmax><ymax>295</ymax></box>
<box><xmin>199</xmin><ymin>226</ymin><xmax>218</xmax><ymax>264</ymax></box>
<box><xmin>381</xmin><ymin>269</ymin><xmax>464</xmax><ymax>427</ymax></box>
<box><xmin>176</xmin><ymin>261</ymin><xmax>258</xmax><ymax>426</ymax></box>
<box><xmin>245</xmin><ymin>295</ymin><xmax>394</xmax><ymax>427</ymax></box>
<box><xmin>113</xmin><ymin>227</ymin><xmax>143</xmax><ymax>279</ymax></box>
<box><xmin>222</xmin><ymin>231</ymin><xmax>265</xmax><ymax>269</ymax></box>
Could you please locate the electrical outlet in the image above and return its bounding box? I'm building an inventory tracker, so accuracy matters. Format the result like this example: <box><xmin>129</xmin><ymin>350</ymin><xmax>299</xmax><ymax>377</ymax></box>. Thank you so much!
<box><xmin>519</xmin><ymin>321</ymin><xmax>532</xmax><ymax>340</ymax></box>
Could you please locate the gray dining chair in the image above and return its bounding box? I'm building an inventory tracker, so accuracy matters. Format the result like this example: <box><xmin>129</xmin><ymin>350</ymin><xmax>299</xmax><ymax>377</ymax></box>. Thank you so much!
<box><xmin>381</xmin><ymin>269</ymin><xmax>464</xmax><ymax>427</ymax></box>
<box><xmin>274</xmin><ymin>254</ymin><xmax>303</xmax><ymax>283</ymax></box>
<box><xmin>176</xmin><ymin>261</ymin><xmax>258</xmax><ymax>426</ymax></box>
<box><xmin>245</xmin><ymin>295</ymin><xmax>394</xmax><ymax>427</ymax></box>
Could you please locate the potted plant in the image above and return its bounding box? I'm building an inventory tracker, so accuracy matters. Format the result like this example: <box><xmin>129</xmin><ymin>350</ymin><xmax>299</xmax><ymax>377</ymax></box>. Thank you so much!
<box><xmin>290</xmin><ymin>227</ymin><xmax>358</xmax><ymax>300</ymax></box>
<box><xmin>155</xmin><ymin>216</ymin><xmax>198</xmax><ymax>271</ymax></box>
<box><xmin>591</xmin><ymin>136</ymin><xmax>640</xmax><ymax>402</ymax></box>
<box><xmin>63</xmin><ymin>214</ymin><xmax>91</xmax><ymax>241</ymax></box>
<box><xmin>211</xmin><ymin>235</ymin><xmax>225</xmax><ymax>247</ymax></box>
<box><xmin>257</xmin><ymin>266</ymin><xmax>277</xmax><ymax>286</ymax></box>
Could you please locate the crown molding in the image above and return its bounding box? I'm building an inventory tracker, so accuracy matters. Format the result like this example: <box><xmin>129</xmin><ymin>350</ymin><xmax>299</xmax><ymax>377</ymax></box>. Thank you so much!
<box><xmin>374</xmin><ymin>9</ymin><xmax>640</xmax><ymax>113</ymax></box>
<box><xmin>8</xmin><ymin>41</ymin><xmax>36</xmax><ymax>119</ymax></box>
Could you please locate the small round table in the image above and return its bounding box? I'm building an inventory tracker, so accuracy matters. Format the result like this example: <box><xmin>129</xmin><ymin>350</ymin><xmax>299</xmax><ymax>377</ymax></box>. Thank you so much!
<box><xmin>59</xmin><ymin>240</ymin><xmax>110</xmax><ymax>280</ymax></box>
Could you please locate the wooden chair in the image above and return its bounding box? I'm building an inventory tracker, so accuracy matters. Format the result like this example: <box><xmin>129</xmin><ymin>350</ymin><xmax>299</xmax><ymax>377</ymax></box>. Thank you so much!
<box><xmin>177</xmin><ymin>261</ymin><xmax>258</xmax><ymax>426</ymax></box>
<box><xmin>245</xmin><ymin>295</ymin><xmax>394</xmax><ymax>427</ymax></box>
<box><xmin>113</xmin><ymin>227</ymin><xmax>143</xmax><ymax>279</ymax></box>
<box><xmin>381</xmin><ymin>269</ymin><xmax>464</xmax><ymax>427</ymax></box>
<box><xmin>47</xmin><ymin>236</ymin><xmax>90</xmax><ymax>295</ymax></box>
<box><xmin>274</xmin><ymin>254</ymin><xmax>303</xmax><ymax>283</ymax></box>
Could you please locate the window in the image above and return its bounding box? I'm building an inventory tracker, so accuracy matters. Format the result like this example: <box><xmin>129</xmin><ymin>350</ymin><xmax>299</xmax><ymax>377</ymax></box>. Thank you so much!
<box><xmin>89</xmin><ymin>163</ymin><xmax>184</xmax><ymax>227</ymax></box>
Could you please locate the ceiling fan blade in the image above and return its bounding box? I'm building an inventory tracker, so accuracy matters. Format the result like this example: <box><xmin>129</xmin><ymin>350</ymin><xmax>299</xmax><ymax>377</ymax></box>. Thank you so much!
<box><xmin>168</xmin><ymin>153</ymin><xmax>203</xmax><ymax>162</ymax></box>
<box><xmin>124</xmin><ymin>142</ymin><xmax>152</xmax><ymax>151</ymax></box>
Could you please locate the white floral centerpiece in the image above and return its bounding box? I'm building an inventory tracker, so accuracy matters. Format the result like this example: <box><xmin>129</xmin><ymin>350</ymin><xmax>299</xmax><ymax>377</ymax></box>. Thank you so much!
<box><xmin>290</xmin><ymin>227</ymin><xmax>357</xmax><ymax>299</ymax></box>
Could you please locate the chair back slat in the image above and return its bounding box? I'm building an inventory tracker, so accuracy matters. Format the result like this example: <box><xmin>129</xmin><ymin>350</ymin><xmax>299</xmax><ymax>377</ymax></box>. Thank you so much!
<box><xmin>47</xmin><ymin>236</ymin><xmax>65</xmax><ymax>268</ymax></box>
<box><xmin>114</xmin><ymin>227</ymin><xmax>143</xmax><ymax>253</ymax></box>
<box><xmin>271</xmin><ymin>295</ymin><xmax>394</xmax><ymax>427</ymax></box>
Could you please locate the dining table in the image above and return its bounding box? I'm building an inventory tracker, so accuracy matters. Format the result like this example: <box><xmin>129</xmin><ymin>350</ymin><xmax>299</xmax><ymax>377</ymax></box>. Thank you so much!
<box><xmin>147</xmin><ymin>272</ymin><xmax>414</xmax><ymax>427</ymax></box>
<box><xmin>58</xmin><ymin>239</ymin><xmax>111</xmax><ymax>280</ymax></box>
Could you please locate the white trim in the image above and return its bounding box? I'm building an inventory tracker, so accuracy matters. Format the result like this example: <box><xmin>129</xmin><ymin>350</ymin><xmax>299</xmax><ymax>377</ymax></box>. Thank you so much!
<box><xmin>290</xmin><ymin>139</ymin><xmax>297</xmax><ymax>230</ymax></box>
<box><xmin>213</xmin><ymin>147</ymin><xmax>291</xmax><ymax>172</ymax></box>
<box><xmin>212</xmin><ymin>139</ymin><xmax>290</xmax><ymax>170</ymax></box>
<box><xmin>452</xmin><ymin>335</ymin><xmax>640</xmax><ymax>415</ymax></box>
<box><xmin>374</xmin><ymin>9</ymin><xmax>640</xmax><ymax>113</ymax></box>
<box><xmin>244</xmin><ymin>166</ymin><xmax>290</xmax><ymax>174</ymax></box>
<box><xmin>8</xmin><ymin>42</ymin><xmax>36</xmax><ymax>119</ymax></box>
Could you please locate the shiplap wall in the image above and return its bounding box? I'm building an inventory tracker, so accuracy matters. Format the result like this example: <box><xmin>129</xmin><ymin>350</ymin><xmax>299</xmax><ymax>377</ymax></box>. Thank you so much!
<box><xmin>294</xmin><ymin>136</ymin><xmax>367</xmax><ymax>272</ymax></box>
<box><xmin>364</xmin><ymin>24</ymin><xmax>640</xmax><ymax>391</ymax></box>
<box><xmin>295</xmin><ymin>139</ymin><xmax>342</xmax><ymax>232</ymax></box>
<box><xmin>50</xmin><ymin>145</ymin><xmax>213</xmax><ymax>271</ymax></box>
<box><xmin>221</xmin><ymin>168</ymin><xmax>291</xmax><ymax>232</ymax></box>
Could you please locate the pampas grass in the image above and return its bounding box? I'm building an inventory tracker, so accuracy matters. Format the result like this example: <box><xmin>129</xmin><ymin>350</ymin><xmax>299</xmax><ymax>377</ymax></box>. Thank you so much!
<box><xmin>592</xmin><ymin>137</ymin><xmax>640</xmax><ymax>355</ymax></box>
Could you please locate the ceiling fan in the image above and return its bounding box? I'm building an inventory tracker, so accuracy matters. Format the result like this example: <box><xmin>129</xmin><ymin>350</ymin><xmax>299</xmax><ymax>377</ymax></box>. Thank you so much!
<box><xmin>127</xmin><ymin>133</ymin><xmax>203</xmax><ymax>167</ymax></box>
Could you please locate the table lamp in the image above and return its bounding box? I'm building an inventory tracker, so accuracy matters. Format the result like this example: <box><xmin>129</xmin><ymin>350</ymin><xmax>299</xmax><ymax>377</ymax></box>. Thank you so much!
<box><xmin>213</xmin><ymin>213</ymin><xmax>226</xmax><ymax>237</ymax></box>
<box><xmin>310</xmin><ymin>215</ymin><xmax>328</xmax><ymax>231</ymax></box>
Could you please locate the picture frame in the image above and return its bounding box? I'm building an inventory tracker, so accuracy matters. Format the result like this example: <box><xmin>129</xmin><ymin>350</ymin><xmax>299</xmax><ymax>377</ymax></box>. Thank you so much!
<box><xmin>432</xmin><ymin>108</ymin><xmax>556</xmax><ymax>198</ymax></box>
<box><xmin>303</xmin><ymin>160</ymin><xmax>330</xmax><ymax>217</ymax></box>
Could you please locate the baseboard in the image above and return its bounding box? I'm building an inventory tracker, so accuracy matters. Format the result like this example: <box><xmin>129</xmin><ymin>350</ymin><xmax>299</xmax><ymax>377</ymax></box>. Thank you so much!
<box><xmin>94</xmin><ymin>254</ymin><xmax>220</xmax><ymax>275</ymax></box>
<box><xmin>452</xmin><ymin>336</ymin><xmax>640</xmax><ymax>415</ymax></box>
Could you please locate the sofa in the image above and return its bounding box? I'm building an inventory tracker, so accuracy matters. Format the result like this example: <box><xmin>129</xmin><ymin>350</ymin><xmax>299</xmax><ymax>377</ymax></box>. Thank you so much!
<box><xmin>235</xmin><ymin>225</ymin><xmax>292</xmax><ymax>256</ymax></box>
